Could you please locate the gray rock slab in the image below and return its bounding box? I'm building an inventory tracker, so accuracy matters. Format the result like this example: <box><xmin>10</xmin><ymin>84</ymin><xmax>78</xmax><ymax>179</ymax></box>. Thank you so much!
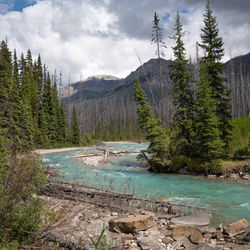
<box><xmin>171</xmin><ymin>214</ymin><xmax>211</xmax><ymax>226</ymax></box>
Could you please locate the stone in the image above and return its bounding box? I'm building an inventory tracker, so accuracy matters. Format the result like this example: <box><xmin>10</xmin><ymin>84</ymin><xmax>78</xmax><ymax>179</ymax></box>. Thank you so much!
<box><xmin>207</xmin><ymin>175</ymin><xmax>216</xmax><ymax>178</ymax></box>
<box><xmin>109</xmin><ymin>214</ymin><xmax>155</xmax><ymax>233</ymax></box>
<box><xmin>181</xmin><ymin>237</ymin><xmax>197</xmax><ymax>250</ymax></box>
<box><xmin>178</xmin><ymin>168</ymin><xmax>190</xmax><ymax>174</ymax></box>
<box><xmin>201</xmin><ymin>226</ymin><xmax>217</xmax><ymax>234</ymax></box>
<box><xmin>162</xmin><ymin>236</ymin><xmax>174</xmax><ymax>245</ymax></box>
<box><xmin>138</xmin><ymin>236</ymin><xmax>165</xmax><ymax>250</ymax></box>
<box><xmin>173</xmin><ymin>225</ymin><xmax>203</xmax><ymax>244</ymax></box>
<box><xmin>244</xmin><ymin>231</ymin><xmax>250</xmax><ymax>242</ymax></box>
<box><xmin>223</xmin><ymin>218</ymin><xmax>248</xmax><ymax>237</ymax></box>
<box><xmin>230</xmin><ymin>173</ymin><xmax>239</xmax><ymax>179</ymax></box>
<box><xmin>171</xmin><ymin>214</ymin><xmax>211</xmax><ymax>227</ymax></box>
<box><xmin>196</xmin><ymin>243</ymin><xmax>216</xmax><ymax>250</ymax></box>
<box><xmin>121</xmin><ymin>234</ymin><xmax>134</xmax><ymax>241</ymax></box>
<box><xmin>242</xmin><ymin>174</ymin><xmax>250</xmax><ymax>180</ymax></box>
<box><xmin>170</xmin><ymin>205</ymin><xmax>181</xmax><ymax>215</ymax></box>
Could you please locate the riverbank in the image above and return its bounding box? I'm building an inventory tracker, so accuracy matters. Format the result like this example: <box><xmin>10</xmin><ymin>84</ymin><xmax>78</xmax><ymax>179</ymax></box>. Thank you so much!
<box><xmin>33</xmin><ymin>181</ymin><xmax>249</xmax><ymax>249</ymax></box>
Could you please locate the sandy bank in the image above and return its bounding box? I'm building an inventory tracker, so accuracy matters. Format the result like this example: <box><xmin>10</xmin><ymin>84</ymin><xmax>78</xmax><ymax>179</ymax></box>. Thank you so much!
<box><xmin>34</xmin><ymin>141</ymin><xmax>146</xmax><ymax>155</ymax></box>
<box><xmin>34</xmin><ymin>146</ymin><xmax>88</xmax><ymax>155</ymax></box>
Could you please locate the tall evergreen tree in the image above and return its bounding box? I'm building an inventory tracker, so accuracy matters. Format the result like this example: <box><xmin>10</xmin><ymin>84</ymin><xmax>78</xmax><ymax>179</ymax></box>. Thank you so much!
<box><xmin>195</xmin><ymin>62</ymin><xmax>225</xmax><ymax>161</ymax></box>
<box><xmin>152</xmin><ymin>12</ymin><xmax>166</xmax><ymax>121</ymax></box>
<box><xmin>42</xmin><ymin>72</ymin><xmax>57</xmax><ymax>143</ymax></box>
<box><xmin>170</xmin><ymin>13</ymin><xmax>195</xmax><ymax>156</ymax></box>
<box><xmin>71</xmin><ymin>106</ymin><xmax>81</xmax><ymax>145</ymax></box>
<box><xmin>199</xmin><ymin>1</ymin><xmax>232</xmax><ymax>151</ymax></box>
<box><xmin>134</xmin><ymin>78</ymin><xmax>169</xmax><ymax>171</ymax></box>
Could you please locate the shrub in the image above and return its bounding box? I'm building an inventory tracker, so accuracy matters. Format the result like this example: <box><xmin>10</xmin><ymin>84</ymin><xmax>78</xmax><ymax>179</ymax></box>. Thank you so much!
<box><xmin>234</xmin><ymin>146</ymin><xmax>250</xmax><ymax>159</ymax></box>
<box><xmin>201</xmin><ymin>159</ymin><xmax>224</xmax><ymax>176</ymax></box>
<box><xmin>0</xmin><ymin>154</ymin><xmax>46</xmax><ymax>245</ymax></box>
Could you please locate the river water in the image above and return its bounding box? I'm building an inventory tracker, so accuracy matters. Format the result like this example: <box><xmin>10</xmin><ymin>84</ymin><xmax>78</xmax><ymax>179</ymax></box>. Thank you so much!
<box><xmin>43</xmin><ymin>142</ymin><xmax>250</xmax><ymax>227</ymax></box>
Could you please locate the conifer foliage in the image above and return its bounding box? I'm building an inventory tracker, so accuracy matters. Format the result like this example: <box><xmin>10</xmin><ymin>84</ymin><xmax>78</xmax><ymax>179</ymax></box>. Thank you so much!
<box><xmin>195</xmin><ymin>62</ymin><xmax>225</xmax><ymax>161</ymax></box>
<box><xmin>199</xmin><ymin>1</ymin><xmax>232</xmax><ymax>151</ymax></box>
<box><xmin>0</xmin><ymin>40</ymin><xmax>74</xmax><ymax>152</ymax></box>
<box><xmin>134</xmin><ymin>78</ymin><xmax>169</xmax><ymax>171</ymax></box>
<box><xmin>134</xmin><ymin>2</ymin><xmax>233</xmax><ymax>173</ymax></box>
<box><xmin>169</xmin><ymin>13</ymin><xmax>195</xmax><ymax>157</ymax></box>
<box><xmin>72</xmin><ymin>106</ymin><xmax>81</xmax><ymax>145</ymax></box>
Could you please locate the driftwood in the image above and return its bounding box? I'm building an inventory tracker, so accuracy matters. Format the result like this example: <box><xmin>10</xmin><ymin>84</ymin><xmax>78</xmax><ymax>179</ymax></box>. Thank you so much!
<box><xmin>43</xmin><ymin>181</ymin><xmax>216</xmax><ymax>214</ymax></box>
<box><xmin>72</xmin><ymin>149</ymin><xmax>141</xmax><ymax>162</ymax></box>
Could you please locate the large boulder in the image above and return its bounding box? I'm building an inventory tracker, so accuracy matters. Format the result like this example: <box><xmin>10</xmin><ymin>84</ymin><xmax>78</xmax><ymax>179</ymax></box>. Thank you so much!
<box><xmin>173</xmin><ymin>225</ymin><xmax>204</xmax><ymax>244</ymax></box>
<box><xmin>171</xmin><ymin>214</ymin><xmax>211</xmax><ymax>227</ymax></box>
<box><xmin>223</xmin><ymin>218</ymin><xmax>248</xmax><ymax>237</ymax></box>
<box><xmin>109</xmin><ymin>214</ymin><xmax>155</xmax><ymax>233</ymax></box>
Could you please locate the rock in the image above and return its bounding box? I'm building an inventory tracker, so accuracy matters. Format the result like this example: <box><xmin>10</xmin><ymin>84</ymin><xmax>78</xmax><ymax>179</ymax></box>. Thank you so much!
<box><xmin>138</xmin><ymin>236</ymin><xmax>165</xmax><ymax>250</ymax></box>
<box><xmin>223</xmin><ymin>218</ymin><xmax>248</xmax><ymax>237</ymax></box>
<box><xmin>178</xmin><ymin>168</ymin><xmax>190</xmax><ymax>174</ymax></box>
<box><xmin>144</xmin><ymin>226</ymin><xmax>163</xmax><ymax>237</ymax></box>
<box><xmin>196</xmin><ymin>243</ymin><xmax>216</xmax><ymax>250</ymax></box>
<box><xmin>121</xmin><ymin>234</ymin><xmax>134</xmax><ymax>241</ymax></box>
<box><xmin>203</xmin><ymin>233</ymin><xmax>213</xmax><ymax>240</ymax></box>
<box><xmin>182</xmin><ymin>237</ymin><xmax>197</xmax><ymax>250</ymax></box>
<box><xmin>173</xmin><ymin>225</ymin><xmax>203</xmax><ymax>244</ymax></box>
<box><xmin>170</xmin><ymin>205</ymin><xmax>181</xmax><ymax>215</ymax></box>
<box><xmin>109</xmin><ymin>214</ymin><xmax>155</xmax><ymax>233</ymax></box>
<box><xmin>207</xmin><ymin>175</ymin><xmax>216</xmax><ymax>178</ymax></box>
<box><xmin>217</xmin><ymin>223</ymin><xmax>223</xmax><ymax>232</ymax></box>
<box><xmin>244</xmin><ymin>231</ymin><xmax>250</xmax><ymax>242</ymax></box>
<box><xmin>202</xmin><ymin>226</ymin><xmax>217</xmax><ymax>234</ymax></box>
<box><xmin>230</xmin><ymin>173</ymin><xmax>239</xmax><ymax>179</ymax></box>
<box><xmin>173</xmin><ymin>225</ymin><xmax>204</xmax><ymax>244</ymax></box>
<box><xmin>162</xmin><ymin>236</ymin><xmax>174</xmax><ymax>245</ymax></box>
<box><xmin>171</xmin><ymin>214</ymin><xmax>211</xmax><ymax>227</ymax></box>
<box><xmin>242</xmin><ymin>174</ymin><xmax>250</xmax><ymax>180</ymax></box>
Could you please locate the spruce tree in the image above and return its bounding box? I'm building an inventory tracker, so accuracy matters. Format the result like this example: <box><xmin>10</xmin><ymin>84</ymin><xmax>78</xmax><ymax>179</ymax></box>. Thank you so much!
<box><xmin>134</xmin><ymin>78</ymin><xmax>169</xmax><ymax>171</ymax></box>
<box><xmin>151</xmin><ymin>12</ymin><xmax>166</xmax><ymax>121</ymax></box>
<box><xmin>71</xmin><ymin>106</ymin><xmax>81</xmax><ymax>145</ymax></box>
<box><xmin>42</xmin><ymin>72</ymin><xmax>57</xmax><ymax>144</ymax></box>
<box><xmin>170</xmin><ymin>13</ymin><xmax>195</xmax><ymax>156</ymax></box>
<box><xmin>195</xmin><ymin>62</ymin><xmax>225</xmax><ymax>161</ymax></box>
<box><xmin>199</xmin><ymin>1</ymin><xmax>232</xmax><ymax>151</ymax></box>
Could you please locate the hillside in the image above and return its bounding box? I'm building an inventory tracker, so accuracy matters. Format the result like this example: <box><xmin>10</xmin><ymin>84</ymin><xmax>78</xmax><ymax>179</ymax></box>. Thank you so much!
<box><xmin>63</xmin><ymin>54</ymin><xmax>250</xmax><ymax>135</ymax></box>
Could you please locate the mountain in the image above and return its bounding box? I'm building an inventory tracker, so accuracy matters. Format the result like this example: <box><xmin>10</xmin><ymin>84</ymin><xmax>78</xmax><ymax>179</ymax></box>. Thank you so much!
<box><xmin>64</xmin><ymin>58</ymin><xmax>172</xmax><ymax>102</ymax></box>
<box><xmin>63</xmin><ymin>53</ymin><xmax>250</xmax><ymax>134</ymax></box>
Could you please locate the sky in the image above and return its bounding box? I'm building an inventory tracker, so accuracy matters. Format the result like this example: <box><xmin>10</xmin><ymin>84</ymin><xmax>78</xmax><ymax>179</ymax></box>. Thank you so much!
<box><xmin>0</xmin><ymin>0</ymin><xmax>249</xmax><ymax>84</ymax></box>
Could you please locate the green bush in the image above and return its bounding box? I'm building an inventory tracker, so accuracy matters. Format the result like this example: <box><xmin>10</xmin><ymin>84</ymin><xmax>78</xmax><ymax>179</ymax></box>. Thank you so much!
<box><xmin>230</xmin><ymin>117</ymin><xmax>250</xmax><ymax>156</ymax></box>
<box><xmin>0</xmin><ymin>155</ymin><xmax>46</xmax><ymax>245</ymax></box>
<box><xmin>234</xmin><ymin>146</ymin><xmax>250</xmax><ymax>159</ymax></box>
<box><xmin>201</xmin><ymin>159</ymin><xmax>224</xmax><ymax>176</ymax></box>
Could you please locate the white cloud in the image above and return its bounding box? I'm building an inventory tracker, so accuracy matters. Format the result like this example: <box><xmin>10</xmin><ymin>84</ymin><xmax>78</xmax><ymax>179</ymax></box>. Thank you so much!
<box><xmin>0</xmin><ymin>0</ymin><xmax>249</xmax><ymax>84</ymax></box>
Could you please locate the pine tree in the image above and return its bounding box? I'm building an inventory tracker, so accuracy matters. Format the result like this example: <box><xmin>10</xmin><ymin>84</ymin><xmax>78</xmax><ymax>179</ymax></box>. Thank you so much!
<box><xmin>170</xmin><ymin>13</ymin><xmax>195</xmax><ymax>156</ymax></box>
<box><xmin>57</xmin><ymin>102</ymin><xmax>67</xmax><ymax>143</ymax></box>
<box><xmin>195</xmin><ymin>62</ymin><xmax>225</xmax><ymax>161</ymax></box>
<box><xmin>199</xmin><ymin>1</ymin><xmax>232</xmax><ymax>151</ymax></box>
<box><xmin>42</xmin><ymin>72</ymin><xmax>57</xmax><ymax>144</ymax></box>
<box><xmin>134</xmin><ymin>78</ymin><xmax>169</xmax><ymax>171</ymax></box>
<box><xmin>151</xmin><ymin>12</ymin><xmax>166</xmax><ymax>121</ymax></box>
<box><xmin>71</xmin><ymin>106</ymin><xmax>81</xmax><ymax>145</ymax></box>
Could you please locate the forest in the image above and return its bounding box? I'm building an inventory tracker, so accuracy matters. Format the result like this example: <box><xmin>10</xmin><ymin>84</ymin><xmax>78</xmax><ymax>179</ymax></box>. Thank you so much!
<box><xmin>0</xmin><ymin>0</ymin><xmax>249</xmax><ymax>248</ymax></box>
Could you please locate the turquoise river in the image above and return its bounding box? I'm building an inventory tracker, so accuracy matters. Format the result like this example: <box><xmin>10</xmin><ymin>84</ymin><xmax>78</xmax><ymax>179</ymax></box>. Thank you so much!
<box><xmin>43</xmin><ymin>142</ymin><xmax>250</xmax><ymax>227</ymax></box>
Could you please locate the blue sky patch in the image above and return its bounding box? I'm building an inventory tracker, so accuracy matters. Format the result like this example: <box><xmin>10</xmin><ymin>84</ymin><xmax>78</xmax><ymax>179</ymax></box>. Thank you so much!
<box><xmin>180</xmin><ymin>8</ymin><xmax>190</xmax><ymax>14</ymax></box>
<box><xmin>162</xmin><ymin>12</ymin><xmax>170</xmax><ymax>22</ymax></box>
<box><xmin>0</xmin><ymin>0</ymin><xmax>37</xmax><ymax>14</ymax></box>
